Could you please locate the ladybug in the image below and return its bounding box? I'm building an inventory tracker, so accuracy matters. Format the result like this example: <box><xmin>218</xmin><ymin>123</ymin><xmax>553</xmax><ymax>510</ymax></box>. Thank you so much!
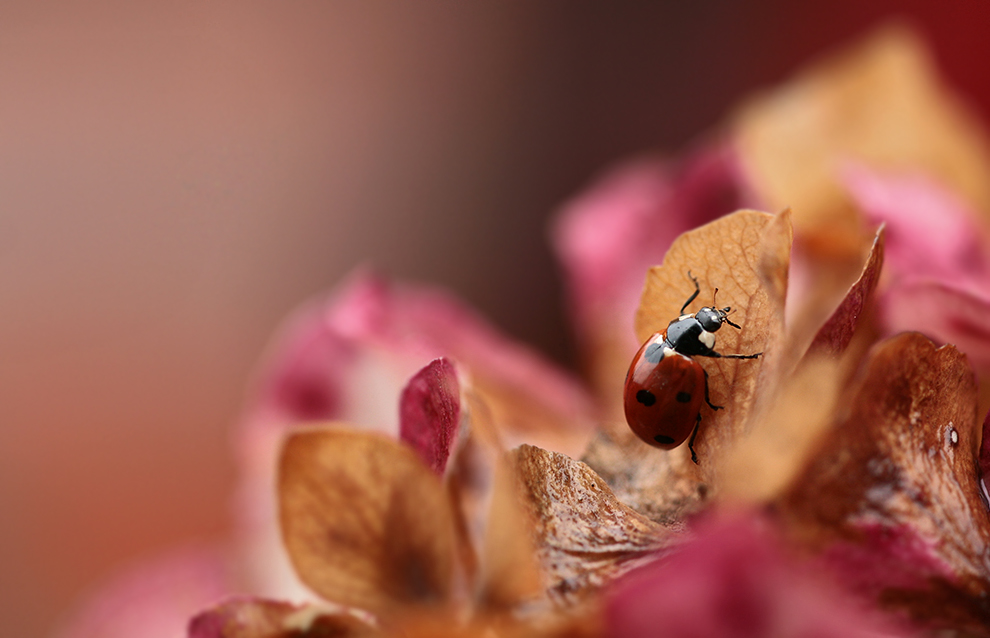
<box><xmin>623</xmin><ymin>274</ymin><xmax>762</xmax><ymax>464</ymax></box>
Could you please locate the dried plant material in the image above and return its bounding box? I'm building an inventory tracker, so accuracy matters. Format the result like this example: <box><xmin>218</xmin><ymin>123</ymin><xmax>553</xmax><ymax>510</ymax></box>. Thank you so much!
<box><xmin>721</xmin><ymin>356</ymin><xmax>842</xmax><ymax>504</ymax></box>
<box><xmin>188</xmin><ymin>598</ymin><xmax>380</xmax><ymax>638</ymax></box>
<box><xmin>399</xmin><ymin>358</ymin><xmax>461</xmax><ymax>475</ymax></box>
<box><xmin>512</xmin><ymin>445</ymin><xmax>676</xmax><ymax>603</ymax></box>
<box><xmin>279</xmin><ymin>428</ymin><xmax>461</xmax><ymax>619</ymax></box>
<box><xmin>475</xmin><ymin>458</ymin><xmax>543</xmax><ymax>611</ymax></box>
<box><xmin>778</xmin><ymin>333</ymin><xmax>990</xmax><ymax>632</ymax></box>
<box><xmin>981</xmin><ymin>411</ymin><xmax>990</xmax><ymax>481</ymax></box>
<box><xmin>807</xmin><ymin>226</ymin><xmax>885</xmax><ymax>356</ymax></box>
<box><xmin>582</xmin><ymin>211</ymin><xmax>788</xmax><ymax>517</ymax></box>
<box><xmin>604</xmin><ymin>513</ymin><xmax>912</xmax><ymax>638</ymax></box>
<box><xmin>733</xmin><ymin>25</ymin><xmax>990</xmax><ymax>242</ymax></box>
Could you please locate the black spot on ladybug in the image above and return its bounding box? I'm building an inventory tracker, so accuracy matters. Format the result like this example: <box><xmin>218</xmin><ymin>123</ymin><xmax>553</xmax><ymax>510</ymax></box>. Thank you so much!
<box><xmin>654</xmin><ymin>434</ymin><xmax>675</xmax><ymax>445</ymax></box>
<box><xmin>636</xmin><ymin>389</ymin><xmax>656</xmax><ymax>406</ymax></box>
<box><xmin>676</xmin><ymin>391</ymin><xmax>692</xmax><ymax>403</ymax></box>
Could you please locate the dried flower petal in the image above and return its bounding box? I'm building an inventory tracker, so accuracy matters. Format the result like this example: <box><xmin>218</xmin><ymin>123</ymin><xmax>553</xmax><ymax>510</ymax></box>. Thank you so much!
<box><xmin>512</xmin><ymin>444</ymin><xmax>675</xmax><ymax>603</ymax></box>
<box><xmin>779</xmin><ymin>333</ymin><xmax>990</xmax><ymax>632</ymax></box>
<box><xmin>278</xmin><ymin>428</ymin><xmax>462</xmax><ymax>619</ymax></box>
<box><xmin>585</xmin><ymin>209</ymin><xmax>789</xmax><ymax>522</ymax></box>
<box><xmin>188</xmin><ymin>598</ymin><xmax>380</xmax><ymax>638</ymax></box>
<box><xmin>399</xmin><ymin>358</ymin><xmax>461</xmax><ymax>475</ymax></box>
<box><xmin>808</xmin><ymin>226</ymin><xmax>885</xmax><ymax>355</ymax></box>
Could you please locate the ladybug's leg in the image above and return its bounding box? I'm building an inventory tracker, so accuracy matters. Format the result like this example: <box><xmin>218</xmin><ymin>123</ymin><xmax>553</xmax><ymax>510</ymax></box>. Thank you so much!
<box><xmin>687</xmin><ymin>413</ymin><xmax>701</xmax><ymax>464</ymax></box>
<box><xmin>680</xmin><ymin>272</ymin><xmax>701</xmax><ymax>315</ymax></box>
<box><xmin>703</xmin><ymin>368</ymin><xmax>722</xmax><ymax>411</ymax></box>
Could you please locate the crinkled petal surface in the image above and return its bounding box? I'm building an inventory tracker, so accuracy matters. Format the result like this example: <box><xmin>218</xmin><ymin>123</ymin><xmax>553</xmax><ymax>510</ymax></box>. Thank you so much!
<box><xmin>278</xmin><ymin>428</ymin><xmax>461</xmax><ymax>620</ymax></box>
<box><xmin>779</xmin><ymin>333</ymin><xmax>990</xmax><ymax>633</ymax></box>
<box><xmin>512</xmin><ymin>445</ymin><xmax>676</xmax><ymax>603</ymax></box>
<box><xmin>188</xmin><ymin>598</ymin><xmax>379</xmax><ymax>638</ymax></box>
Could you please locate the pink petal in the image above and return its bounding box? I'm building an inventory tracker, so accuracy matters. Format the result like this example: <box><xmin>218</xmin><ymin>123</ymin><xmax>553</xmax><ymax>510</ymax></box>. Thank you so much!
<box><xmin>882</xmin><ymin>281</ymin><xmax>990</xmax><ymax>371</ymax></box>
<box><xmin>604</xmin><ymin>513</ymin><xmax>914</xmax><ymax>638</ymax></box>
<box><xmin>551</xmin><ymin>144</ymin><xmax>756</xmax><ymax>343</ymax></box>
<box><xmin>843</xmin><ymin>164</ymin><xmax>990</xmax><ymax>293</ymax></box>
<box><xmin>398</xmin><ymin>358</ymin><xmax>461</xmax><ymax>475</ymax></box>
<box><xmin>243</xmin><ymin>270</ymin><xmax>592</xmax><ymax>441</ymax></box>
<box><xmin>55</xmin><ymin>547</ymin><xmax>232</xmax><ymax>638</ymax></box>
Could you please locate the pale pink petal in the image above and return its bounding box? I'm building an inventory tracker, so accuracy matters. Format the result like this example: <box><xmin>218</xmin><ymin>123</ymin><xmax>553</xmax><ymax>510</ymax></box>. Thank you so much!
<box><xmin>882</xmin><ymin>281</ymin><xmax>990</xmax><ymax>371</ymax></box>
<box><xmin>55</xmin><ymin>547</ymin><xmax>232</xmax><ymax>638</ymax></box>
<box><xmin>843</xmin><ymin>164</ymin><xmax>990</xmax><ymax>294</ymax></box>
<box><xmin>242</xmin><ymin>270</ymin><xmax>591</xmax><ymax>441</ymax></box>
<box><xmin>604</xmin><ymin>513</ymin><xmax>914</xmax><ymax>638</ymax></box>
<box><xmin>399</xmin><ymin>358</ymin><xmax>461</xmax><ymax>475</ymax></box>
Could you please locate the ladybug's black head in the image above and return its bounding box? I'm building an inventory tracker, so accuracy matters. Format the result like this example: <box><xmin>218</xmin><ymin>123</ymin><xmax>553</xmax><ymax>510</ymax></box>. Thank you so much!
<box><xmin>695</xmin><ymin>306</ymin><xmax>741</xmax><ymax>332</ymax></box>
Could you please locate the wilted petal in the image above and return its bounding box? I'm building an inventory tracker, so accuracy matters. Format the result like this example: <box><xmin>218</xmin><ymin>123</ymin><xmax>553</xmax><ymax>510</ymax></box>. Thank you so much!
<box><xmin>779</xmin><ymin>333</ymin><xmax>990</xmax><ymax>632</ymax></box>
<box><xmin>55</xmin><ymin>548</ymin><xmax>231</xmax><ymax>638</ymax></box>
<box><xmin>278</xmin><ymin>428</ymin><xmax>462</xmax><ymax>619</ymax></box>
<box><xmin>585</xmin><ymin>210</ymin><xmax>789</xmax><ymax>522</ymax></box>
<box><xmin>604</xmin><ymin>513</ymin><xmax>914</xmax><ymax>638</ymax></box>
<box><xmin>512</xmin><ymin>445</ymin><xmax>675</xmax><ymax>603</ymax></box>
<box><xmin>188</xmin><ymin>598</ymin><xmax>378</xmax><ymax>638</ymax></box>
<box><xmin>808</xmin><ymin>226</ymin><xmax>885</xmax><ymax>356</ymax></box>
<box><xmin>399</xmin><ymin>358</ymin><xmax>461</xmax><ymax>475</ymax></box>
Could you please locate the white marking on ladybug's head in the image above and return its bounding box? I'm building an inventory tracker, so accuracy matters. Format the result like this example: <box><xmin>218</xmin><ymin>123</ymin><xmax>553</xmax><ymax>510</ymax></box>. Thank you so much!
<box><xmin>663</xmin><ymin>347</ymin><xmax>676</xmax><ymax>358</ymax></box>
<box><xmin>698</xmin><ymin>330</ymin><xmax>715</xmax><ymax>350</ymax></box>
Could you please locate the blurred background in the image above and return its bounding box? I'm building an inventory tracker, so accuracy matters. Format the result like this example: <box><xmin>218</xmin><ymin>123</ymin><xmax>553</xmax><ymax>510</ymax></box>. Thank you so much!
<box><xmin>2</xmin><ymin>2</ymin><xmax>990</xmax><ymax>635</ymax></box>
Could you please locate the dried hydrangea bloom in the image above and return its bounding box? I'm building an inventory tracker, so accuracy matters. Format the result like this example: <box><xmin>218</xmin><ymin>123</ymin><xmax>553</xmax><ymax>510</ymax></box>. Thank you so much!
<box><xmin>61</xmin><ymin>23</ymin><xmax>990</xmax><ymax>638</ymax></box>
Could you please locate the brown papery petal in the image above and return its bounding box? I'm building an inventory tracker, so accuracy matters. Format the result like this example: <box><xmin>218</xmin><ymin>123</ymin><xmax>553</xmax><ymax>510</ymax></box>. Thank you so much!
<box><xmin>512</xmin><ymin>445</ymin><xmax>677</xmax><ymax>604</ymax></box>
<box><xmin>807</xmin><ymin>226</ymin><xmax>885</xmax><ymax>357</ymax></box>
<box><xmin>584</xmin><ymin>210</ymin><xmax>789</xmax><ymax>522</ymax></box>
<box><xmin>635</xmin><ymin>210</ymin><xmax>788</xmax><ymax>460</ymax></box>
<box><xmin>188</xmin><ymin>598</ymin><xmax>380</xmax><ymax>638</ymax></box>
<box><xmin>778</xmin><ymin>333</ymin><xmax>990</xmax><ymax>633</ymax></box>
<box><xmin>279</xmin><ymin>428</ymin><xmax>461</xmax><ymax>619</ymax></box>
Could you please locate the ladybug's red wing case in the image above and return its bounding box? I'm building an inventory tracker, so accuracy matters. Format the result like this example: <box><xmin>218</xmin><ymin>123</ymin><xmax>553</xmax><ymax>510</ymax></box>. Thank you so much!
<box><xmin>623</xmin><ymin>344</ymin><xmax>706</xmax><ymax>450</ymax></box>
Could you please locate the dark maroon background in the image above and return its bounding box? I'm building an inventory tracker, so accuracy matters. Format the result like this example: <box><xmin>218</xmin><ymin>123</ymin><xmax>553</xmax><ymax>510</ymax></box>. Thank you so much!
<box><xmin>2</xmin><ymin>2</ymin><xmax>989</xmax><ymax>636</ymax></box>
